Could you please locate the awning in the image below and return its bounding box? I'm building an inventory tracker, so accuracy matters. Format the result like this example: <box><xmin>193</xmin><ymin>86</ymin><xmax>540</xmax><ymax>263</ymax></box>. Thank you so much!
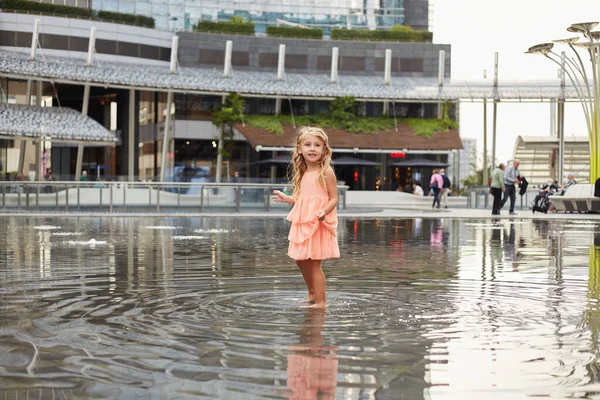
<box><xmin>333</xmin><ymin>156</ymin><xmax>382</xmax><ymax>166</ymax></box>
<box><xmin>251</xmin><ymin>155</ymin><xmax>292</xmax><ymax>165</ymax></box>
<box><xmin>388</xmin><ymin>157</ymin><xmax>449</xmax><ymax>168</ymax></box>
<box><xmin>0</xmin><ymin>50</ymin><xmax>586</xmax><ymax>101</ymax></box>
<box><xmin>235</xmin><ymin>124</ymin><xmax>463</xmax><ymax>153</ymax></box>
<box><xmin>0</xmin><ymin>104</ymin><xmax>117</xmax><ymax>144</ymax></box>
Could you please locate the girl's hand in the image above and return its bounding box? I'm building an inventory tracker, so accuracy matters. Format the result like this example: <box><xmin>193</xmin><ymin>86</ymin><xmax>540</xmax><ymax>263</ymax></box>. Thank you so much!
<box><xmin>316</xmin><ymin>209</ymin><xmax>326</xmax><ymax>221</ymax></box>
<box><xmin>272</xmin><ymin>190</ymin><xmax>289</xmax><ymax>203</ymax></box>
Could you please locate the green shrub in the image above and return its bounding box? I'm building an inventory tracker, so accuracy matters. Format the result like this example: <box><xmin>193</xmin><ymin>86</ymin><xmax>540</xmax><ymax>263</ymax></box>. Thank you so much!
<box><xmin>0</xmin><ymin>0</ymin><xmax>155</xmax><ymax>28</ymax></box>
<box><xmin>243</xmin><ymin>114</ymin><xmax>453</xmax><ymax>137</ymax></box>
<box><xmin>330</xmin><ymin>26</ymin><xmax>433</xmax><ymax>42</ymax></box>
<box><xmin>406</xmin><ymin>117</ymin><xmax>458</xmax><ymax>138</ymax></box>
<box><xmin>97</xmin><ymin>10</ymin><xmax>155</xmax><ymax>28</ymax></box>
<box><xmin>244</xmin><ymin>115</ymin><xmax>283</xmax><ymax>135</ymax></box>
<box><xmin>1</xmin><ymin>0</ymin><xmax>90</xmax><ymax>17</ymax></box>
<box><xmin>230</xmin><ymin>95</ymin><xmax>456</xmax><ymax>137</ymax></box>
<box><xmin>266</xmin><ymin>26</ymin><xmax>323</xmax><ymax>39</ymax></box>
<box><xmin>194</xmin><ymin>18</ymin><xmax>255</xmax><ymax>35</ymax></box>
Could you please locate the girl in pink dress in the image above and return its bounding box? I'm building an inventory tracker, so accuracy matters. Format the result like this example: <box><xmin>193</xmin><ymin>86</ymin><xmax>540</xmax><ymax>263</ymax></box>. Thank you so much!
<box><xmin>272</xmin><ymin>127</ymin><xmax>340</xmax><ymax>309</ymax></box>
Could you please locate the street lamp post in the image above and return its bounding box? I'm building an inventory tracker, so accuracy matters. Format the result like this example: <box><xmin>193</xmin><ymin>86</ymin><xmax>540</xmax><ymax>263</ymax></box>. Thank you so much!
<box><xmin>527</xmin><ymin>22</ymin><xmax>600</xmax><ymax>184</ymax></box>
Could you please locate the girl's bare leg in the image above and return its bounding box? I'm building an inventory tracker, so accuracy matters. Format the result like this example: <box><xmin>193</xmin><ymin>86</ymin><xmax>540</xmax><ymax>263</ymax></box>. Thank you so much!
<box><xmin>296</xmin><ymin>260</ymin><xmax>315</xmax><ymax>302</ymax></box>
<box><xmin>307</xmin><ymin>260</ymin><xmax>326</xmax><ymax>309</ymax></box>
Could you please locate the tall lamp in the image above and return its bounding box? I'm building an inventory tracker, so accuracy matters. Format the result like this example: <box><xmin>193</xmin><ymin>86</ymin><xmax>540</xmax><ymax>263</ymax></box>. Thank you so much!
<box><xmin>526</xmin><ymin>22</ymin><xmax>600</xmax><ymax>183</ymax></box>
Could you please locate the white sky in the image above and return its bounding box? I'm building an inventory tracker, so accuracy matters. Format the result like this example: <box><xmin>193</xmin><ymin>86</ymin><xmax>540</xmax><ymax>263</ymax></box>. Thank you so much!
<box><xmin>431</xmin><ymin>0</ymin><xmax>595</xmax><ymax>165</ymax></box>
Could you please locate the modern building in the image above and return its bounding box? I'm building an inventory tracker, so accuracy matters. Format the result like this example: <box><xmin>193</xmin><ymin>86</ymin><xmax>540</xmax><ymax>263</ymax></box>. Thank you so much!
<box><xmin>457</xmin><ymin>137</ymin><xmax>476</xmax><ymax>184</ymax></box>
<box><xmin>0</xmin><ymin>7</ymin><xmax>461</xmax><ymax>190</ymax></box>
<box><xmin>88</xmin><ymin>0</ymin><xmax>430</xmax><ymax>33</ymax></box>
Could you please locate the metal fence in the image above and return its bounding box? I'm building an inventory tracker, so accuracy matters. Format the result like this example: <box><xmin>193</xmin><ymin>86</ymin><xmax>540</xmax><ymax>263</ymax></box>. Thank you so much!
<box><xmin>0</xmin><ymin>181</ymin><xmax>348</xmax><ymax>213</ymax></box>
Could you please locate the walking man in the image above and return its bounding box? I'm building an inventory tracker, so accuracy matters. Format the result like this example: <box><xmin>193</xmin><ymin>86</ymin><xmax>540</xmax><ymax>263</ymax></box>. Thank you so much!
<box><xmin>491</xmin><ymin>163</ymin><xmax>506</xmax><ymax>215</ymax></box>
<box><xmin>500</xmin><ymin>160</ymin><xmax>521</xmax><ymax>215</ymax></box>
<box><xmin>440</xmin><ymin>168</ymin><xmax>451</xmax><ymax>208</ymax></box>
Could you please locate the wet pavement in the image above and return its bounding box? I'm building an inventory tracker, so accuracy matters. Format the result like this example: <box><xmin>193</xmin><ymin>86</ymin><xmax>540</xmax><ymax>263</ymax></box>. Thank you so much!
<box><xmin>2</xmin><ymin>216</ymin><xmax>600</xmax><ymax>399</ymax></box>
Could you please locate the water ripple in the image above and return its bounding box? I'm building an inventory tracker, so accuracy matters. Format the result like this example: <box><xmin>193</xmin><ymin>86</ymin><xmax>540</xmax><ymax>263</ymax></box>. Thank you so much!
<box><xmin>1</xmin><ymin>217</ymin><xmax>600</xmax><ymax>398</ymax></box>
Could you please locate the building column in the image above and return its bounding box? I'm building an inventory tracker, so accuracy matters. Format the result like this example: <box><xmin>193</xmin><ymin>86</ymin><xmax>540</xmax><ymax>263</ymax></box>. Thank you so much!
<box><xmin>159</xmin><ymin>91</ymin><xmax>173</xmax><ymax>182</ymax></box>
<box><xmin>117</xmin><ymin>88</ymin><xmax>139</xmax><ymax>179</ymax></box>
<box><xmin>128</xmin><ymin>88</ymin><xmax>136</xmax><ymax>182</ymax></box>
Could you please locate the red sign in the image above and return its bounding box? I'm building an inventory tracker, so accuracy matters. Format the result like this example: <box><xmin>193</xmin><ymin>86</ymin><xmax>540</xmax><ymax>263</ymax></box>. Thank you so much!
<box><xmin>390</xmin><ymin>152</ymin><xmax>405</xmax><ymax>158</ymax></box>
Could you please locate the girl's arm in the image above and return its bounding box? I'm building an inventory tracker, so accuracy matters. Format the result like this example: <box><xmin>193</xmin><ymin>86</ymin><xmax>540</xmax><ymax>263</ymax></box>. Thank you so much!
<box><xmin>272</xmin><ymin>190</ymin><xmax>295</xmax><ymax>204</ymax></box>
<box><xmin>318</xmin><ymin>168</ymin><xmax>338</xmax><ymax>219</ymax></box>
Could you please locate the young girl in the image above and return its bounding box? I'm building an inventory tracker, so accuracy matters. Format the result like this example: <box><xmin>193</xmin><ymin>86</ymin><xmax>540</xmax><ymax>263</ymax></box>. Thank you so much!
<box><xmin>272</xmin><ymin>127</ymin><xmax>340</xmax><ymax>309</ymax></box>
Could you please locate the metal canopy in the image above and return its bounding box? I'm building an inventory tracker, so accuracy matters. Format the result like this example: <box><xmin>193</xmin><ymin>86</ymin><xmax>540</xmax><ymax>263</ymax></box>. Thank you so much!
<box><xmin>0</xmin><ymin>50</ymin><xmax>586</xmax><ymax>102</ymax></box>
<box><xmin>251</xmin><ymin>155</ymin><xmax>292</xmax><ymax>165</ymax></box>
<box><xmin>333</xmin><ymin>156</ymin><xmax>382</xmax><ymax>166</ymax></box>
<box><xmin>0</xmin><ymin>104</ymin><xmax>117</xmax><ymax>143</ymax></box>
<box><xmin>388</xmin><ymin>157</ymin><xmax>449</xmax><ymax>168</ymax></box>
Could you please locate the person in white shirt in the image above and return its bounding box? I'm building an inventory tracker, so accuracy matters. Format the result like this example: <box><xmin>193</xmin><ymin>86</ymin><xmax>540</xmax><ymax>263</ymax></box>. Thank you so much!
<box><xmin>413</xmin><ymin>183</ymin><xmax>424</xmax><ymax>196</ymax></box>
<box><xmin>500</xmin><ymin>160</ymin><xmax>521</xmax><ymax>215</ymax></box>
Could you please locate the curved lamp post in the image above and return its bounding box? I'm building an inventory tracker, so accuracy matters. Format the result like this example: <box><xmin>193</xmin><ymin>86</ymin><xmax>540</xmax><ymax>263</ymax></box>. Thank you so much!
<box><xmin>527</xmin><ymin>22</ymin><xmax>600</xmax><ymax>183</ymax></box>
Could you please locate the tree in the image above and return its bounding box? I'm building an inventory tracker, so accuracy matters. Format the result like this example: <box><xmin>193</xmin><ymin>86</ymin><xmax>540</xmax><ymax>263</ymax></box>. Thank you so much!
<box><xmin>462</xmin><ymin>151</ymin><xmax>492</xmax><ymax>188</ymax></box>
<box><xmin>212</xmin><ymin>93</ymin><xmax>244</xmax><ymax>182</ymax></box>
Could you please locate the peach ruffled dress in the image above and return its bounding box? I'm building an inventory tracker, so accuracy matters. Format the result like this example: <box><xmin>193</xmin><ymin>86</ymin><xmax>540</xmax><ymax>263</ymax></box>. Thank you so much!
<box><xmin>287</xmin><ymin>170</ymin><xmax>340</xmax><ymax>260</ymax></box>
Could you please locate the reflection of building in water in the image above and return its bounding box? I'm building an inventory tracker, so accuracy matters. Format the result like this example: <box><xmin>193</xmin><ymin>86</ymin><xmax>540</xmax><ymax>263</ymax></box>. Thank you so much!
<box><xmin>426</xmin><ymin>220</ymin><xmax>600</xmax><ymax>394</ymax></box>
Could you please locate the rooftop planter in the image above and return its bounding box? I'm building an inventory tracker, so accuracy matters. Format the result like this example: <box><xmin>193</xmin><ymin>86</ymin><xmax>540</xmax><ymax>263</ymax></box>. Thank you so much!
<box><xmin>243</xmin><ymin>97</ymin><xmax>456</xmax><ymax>137</ymax></box>
<box><xmin>194</xmin><ymin>16</ymin><xmax>255</xmax><ymax>35</ymax></box>
<box><xmin>331</xmin><ymin>25</ymin><xmax>433</xmax><ymax>42</ymax></box>
<box><xmin>244</xmin><ymin>114</ymin><xmax>456</xmax><ymax>137</ymax></box>
<box><xmin>0</xmin><ymin>0</ymin><xmax>155</xmax><ymax>28</ymax></box>
<box><xmin>266</xmin><ymin>25</ymin><xmax>323</xmax><ymax>40</ymax></box>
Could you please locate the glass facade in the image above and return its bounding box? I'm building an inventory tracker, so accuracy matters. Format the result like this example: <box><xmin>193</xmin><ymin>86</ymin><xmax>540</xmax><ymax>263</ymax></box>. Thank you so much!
<box><xmin>92</xmin><ymin>0</ymin><xmax>404</xmax><ymax>33</ymax></box>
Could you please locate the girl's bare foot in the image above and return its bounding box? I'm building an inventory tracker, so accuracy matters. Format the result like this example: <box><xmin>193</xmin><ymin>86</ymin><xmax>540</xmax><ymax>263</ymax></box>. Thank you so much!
<box><xmin>307</xmin><ymin>302</ymin><xmax>326</xmax><ymax>309</ymax></box>
<box><xmin>306</xmin><ymin>294</ymin><xmax>316</xmax><ymax>303</ymax></box>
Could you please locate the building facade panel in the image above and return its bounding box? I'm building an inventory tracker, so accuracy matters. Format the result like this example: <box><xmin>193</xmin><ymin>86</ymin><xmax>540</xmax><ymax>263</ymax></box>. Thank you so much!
<box><xmin>177</xmin><ymin>31</ymin><xmax>450</xmax><ymax>78</ymax></box>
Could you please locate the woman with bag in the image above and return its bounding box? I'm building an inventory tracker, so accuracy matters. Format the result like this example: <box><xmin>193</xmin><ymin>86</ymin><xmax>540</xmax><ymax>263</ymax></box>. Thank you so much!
<box><xmin>430</xmin><ymin>169</ymin><xmax>443</xmax><ymax>209</ymax></box>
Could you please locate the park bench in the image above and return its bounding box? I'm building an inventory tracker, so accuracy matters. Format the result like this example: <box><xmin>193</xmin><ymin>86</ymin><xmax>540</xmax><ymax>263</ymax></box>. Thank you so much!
<box><xmin>550</xmin><ymin>184</ymin><xmax>600</xmax><ymax>213</ymax></box>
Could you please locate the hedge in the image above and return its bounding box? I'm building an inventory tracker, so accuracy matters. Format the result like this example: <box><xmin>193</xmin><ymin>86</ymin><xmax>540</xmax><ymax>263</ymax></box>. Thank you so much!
<box><xmin>97</xmin><ymin>10</ymin><xmax>154</xmax><ymax>28</ymax></box>
<box><xmin>0</xmin><ymin>0</ymin><xmax>155</xmax><ymax>28</ymax></box>
<box><xmin>194</xmin><ymin>20</ymin><xmax>255</xmax><ymax>35</ymax></box>
<box><xmin>330</xmin><ymin>28</ymin><xmax>433</xmax><ymax>42</ymax></box>
<box><xmin>0</xmin><ymin>0</ymin><xmax>90</xmax><ymax>18</ymax></box>
<box><xmin>244</xmin><ymin>115</ymin><xmax>456</xmax><ymax>137</ymax></box>
<box><xmin>266</xmin><ymin>26</ymin><xmax>323</xmax><ymax>39</ymax></box>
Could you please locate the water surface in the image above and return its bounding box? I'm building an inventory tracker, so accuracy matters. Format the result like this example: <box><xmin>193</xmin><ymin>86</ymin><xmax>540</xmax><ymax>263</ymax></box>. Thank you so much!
<box><xmin>1</xmin><ymin>217</ymin><xmax>600</xmax><ymax>399</ymax></box>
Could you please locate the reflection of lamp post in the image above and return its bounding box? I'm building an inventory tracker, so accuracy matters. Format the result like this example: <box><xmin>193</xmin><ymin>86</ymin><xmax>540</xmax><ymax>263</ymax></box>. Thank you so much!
<box><xmin>527</xmin><ymin>22</ymin><xmax>600</xmax><ymax>183</ymax></box>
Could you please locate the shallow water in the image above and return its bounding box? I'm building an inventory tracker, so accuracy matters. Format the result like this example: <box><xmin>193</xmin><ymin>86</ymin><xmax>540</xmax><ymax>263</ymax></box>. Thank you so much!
<box><xmin>1</xmin><ymin>216</ymin><xmax>600</xmax><ymax>399</ymax></box>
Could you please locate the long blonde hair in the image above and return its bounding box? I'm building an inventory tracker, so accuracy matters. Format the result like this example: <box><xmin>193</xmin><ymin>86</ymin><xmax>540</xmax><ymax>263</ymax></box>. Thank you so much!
<box><xmin>289</xmin><ymin>126</ymin><xmax>333</xmax><ymax>199</ymax></box>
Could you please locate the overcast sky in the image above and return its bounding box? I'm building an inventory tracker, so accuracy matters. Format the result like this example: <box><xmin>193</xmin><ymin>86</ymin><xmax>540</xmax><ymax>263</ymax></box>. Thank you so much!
<box><xmin>431</xmin><ymin>0</ymin><xmax>595</xmax><ymax>165</ymax></box>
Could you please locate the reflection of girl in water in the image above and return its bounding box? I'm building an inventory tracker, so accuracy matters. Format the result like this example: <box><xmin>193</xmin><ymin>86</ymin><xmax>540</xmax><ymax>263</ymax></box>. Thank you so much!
<box><xmin>287</xmin><ymin>309</ymin><xmax>338</xmax><ymax>399</ymax></box>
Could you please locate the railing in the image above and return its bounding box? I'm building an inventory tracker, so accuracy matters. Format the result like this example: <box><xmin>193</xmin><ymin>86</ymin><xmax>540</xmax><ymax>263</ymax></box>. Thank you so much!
<box><xmin>0</xmin><ymin>181</ymin><xmax>349</xmax><ymax>213</ymax></box>
<box><xmin>465</xmin><ymin>186</ymin><xmax>537</xmax><ymax>210</ymax></box>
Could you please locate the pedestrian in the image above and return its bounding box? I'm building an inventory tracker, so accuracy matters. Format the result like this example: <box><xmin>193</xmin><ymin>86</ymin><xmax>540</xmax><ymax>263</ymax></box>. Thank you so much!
<box><xmin>500</xmin><ymin>159</ymin><xmax>521</xmax><ymax>215</ymax></box>
<box><xmin>429</xmin><ymin>168</ymin><xmax>443</xmax><ymax>209</ymax></box>
<box><xmin>80</xmin><ymin>170</ymin><xmax>88</xmax><ymax>181</ymax></box>
<box><xmin>490</xmin><ymin>162</ymin><xmax>506</xmax><ymax>215</ymax></box>
<box><xmin>559</xmin><ymin>172</ymin><xmax>576</xmax><ymax>195</ymax></box>
<box><xmin>43</xmin><ymin>168</ymin><xmax>55</xmax><ymax>193</ymax></box>
<box><xmin>440</xmin><ymin>168</ymin><xmax>451</xmax><ymax>208</ymax></box>
<box><xmin>412</xmin><ymin>183</ymin><xmax>424</xmax><ymax>196</ymax></box>
<box><xmin>272</xmin><ymin>127</ymin><xmax>340</xmax><ymax>309</ymax></box>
